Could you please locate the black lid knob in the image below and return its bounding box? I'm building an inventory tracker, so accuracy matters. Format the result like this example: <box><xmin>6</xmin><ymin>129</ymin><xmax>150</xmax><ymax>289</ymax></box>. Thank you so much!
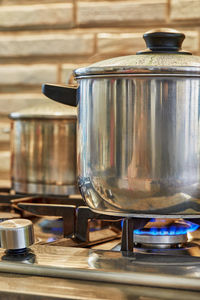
<box><xmin>137</xmin><ymin>28</ymin><xmax>191</xmax><ymax>55</ymax></box>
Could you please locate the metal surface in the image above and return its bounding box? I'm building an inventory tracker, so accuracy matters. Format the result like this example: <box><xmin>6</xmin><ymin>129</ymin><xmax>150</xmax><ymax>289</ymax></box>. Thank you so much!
<box><xmin>0</xmin><ymin>212</ymin><xmax>20</xmax><ymax>221</ymax></box>
<box><xmin>13</xmin><ymin>196</ymin><xmax>121</xmax><ymax>243</ymax></box>
<box><xmin>0</xmin><ymin>193</ymin><xmax>200</xmax><ymax>298</ymax></box>
<box><xmin>134</xmin><ymin>232</ymin><xmax>187</xmax><ymax>245</ymax></box>
<box><xmin>0</xmin><ymin>244</ymin><xmax>200</xmax><ymax>291</ymax></box>
<box><xmin>0</xmin><ymin>219</ymin><xmax>34</xmax><ymax>250</ymax></box>
<box><xmin>18</xmin><ymin>203</ymin><xmax>76</xmax><ymax>238</ymax></box>
<box><xmin>10</xmin><ymin>115</ymin><xmax>77</xmax><ymax>196</ymax></box>
<box><xmin>13</xmin><ymin>182</ymin><xmax>78</xmax><ymax>196</ymax></box>
<box><xmin>75</xmin><ymin>206</ymin><xmax>120</xmax><ymax>242</ymax></box>
<box><xmin>121</xmin><ymin>218</ymin><xmax>149</xmax><ymax>252</ymax></box>
<box><xmin>77</xmin><ymin>76</ymin><xmax>200</xmax><ymax>216</ymax></box>
<box><xmin>0</xmin><ymin>273</ymin><xmax>200</xmax><ymax>300</ymax></box>
<box><xmin>75</xmin><ymin>66</ymin><xmax>200</xmax><ymax>77</ymax></box>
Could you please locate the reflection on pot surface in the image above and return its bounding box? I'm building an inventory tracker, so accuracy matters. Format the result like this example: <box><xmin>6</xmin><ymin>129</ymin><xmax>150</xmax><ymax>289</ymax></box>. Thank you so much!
<box><xmin>78</xmin><ymin>76</ymin><xmax>200</xmax><ymax>215</ymax></box>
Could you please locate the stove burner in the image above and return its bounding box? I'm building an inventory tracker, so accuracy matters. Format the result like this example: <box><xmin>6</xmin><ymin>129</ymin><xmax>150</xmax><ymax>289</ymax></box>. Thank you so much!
<box><xmin>134</xmin><ymin>231</ymin><xmax>188</xmax><ymax>247</ymax></box>
<box><xmin>134</xmin><ymin>219</ymin><xmax>199</xmax><ymax>248</ymax></box>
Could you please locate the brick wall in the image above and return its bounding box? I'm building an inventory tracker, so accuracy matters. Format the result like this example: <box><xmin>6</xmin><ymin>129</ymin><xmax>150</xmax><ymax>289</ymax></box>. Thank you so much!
<box><xmin>0</xmin><ymin>0</ymin><xmax>200</xmax><ymax>183</ymax></box>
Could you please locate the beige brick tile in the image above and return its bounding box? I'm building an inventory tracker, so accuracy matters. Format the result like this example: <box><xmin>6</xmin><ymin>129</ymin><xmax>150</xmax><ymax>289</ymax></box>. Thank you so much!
<box><xmin>0</xmin><ymin>64</ymin><xmax>57</xmax><ymax>85</ymax></box>
<box><xmin>0</xmin><ymin>3</ymin><xmax>74</xmax><ymax>29</ymax></box>
<box><xmin>182</xmin><ymin>30</ymin><xmax>199</xmax><ymax>52</ymax></box>
<box><xmin>0</xmin><ymin>93</ymin><xmax>49</xmax><ymax>115</ymax></box>
<box><xmin>0</xmin><ymin>33</ymin><xmax>95</xmax><ymax>57</ymax></box>
<box><xmin>77</xmin><ymin>0</ymin><xmax>167</xmax><ymax>26</ymax></box>
<box><xmin>0</xmin><ymin>151</ymin><xmax>10</xmax><ymax>176</ymax></box>
<box><xmin>1</xmin><ymin>0</ymin><xmax>66</xmax><ymax>4</ymax></box>
<box><xmin>97</xmin><ymin>33</ymin><xmax>145</xmax><ymax>55</ymax></box>
<box><xmin>0</xmin><ymin>120</ymin><xmax>10</xmax><ymax>144</ymax></box>
<box><xmin>170</xmin><ymin>0</ymin><xmax>200</xmax><ymax>21</ymax></box>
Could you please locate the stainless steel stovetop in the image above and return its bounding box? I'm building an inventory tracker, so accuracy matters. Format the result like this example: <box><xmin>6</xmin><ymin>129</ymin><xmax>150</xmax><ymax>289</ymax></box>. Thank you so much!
<box><xmin>0</xmin><ymin>189</ymin><xmax>200</xmax><ymax>299</ymax></box>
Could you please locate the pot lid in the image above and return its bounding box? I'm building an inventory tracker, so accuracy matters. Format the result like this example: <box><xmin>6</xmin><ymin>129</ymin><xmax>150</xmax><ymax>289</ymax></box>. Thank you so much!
<box><xmin>10</xmin><ymin>100</ymin><xmax>77</xmax><ymax>119</ymax></box>
<box><xmin>75</xmin><ymin>28</ymin><xmax>200</xmax><ymax>77</ymax></box>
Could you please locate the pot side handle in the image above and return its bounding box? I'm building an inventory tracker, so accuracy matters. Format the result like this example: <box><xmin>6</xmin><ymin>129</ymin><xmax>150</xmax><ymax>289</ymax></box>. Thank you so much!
<box><xmin>42</xmin><ymin>83</ymin><xmax>78</xmax><ymax>107</ymax></box>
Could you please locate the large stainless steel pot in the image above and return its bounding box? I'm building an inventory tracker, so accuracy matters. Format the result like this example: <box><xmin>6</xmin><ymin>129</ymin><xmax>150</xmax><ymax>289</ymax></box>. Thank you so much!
<box><xmin>42</xmin><ymin>29</ymin><xmax>200</xmax><ymax>217</ymax></box>
<box><xmin>10</xmin><ymin>101</ymin><xmax>77</xmax><ymax>195</ymax></box>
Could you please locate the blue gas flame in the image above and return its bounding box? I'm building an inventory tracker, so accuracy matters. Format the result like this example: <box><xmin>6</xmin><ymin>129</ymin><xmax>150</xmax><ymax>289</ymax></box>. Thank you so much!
<box><xmin>120</xmin><ymin>219</ymin><xmax>199</xmax><ymax>236</ymax></box>
<box><xmin>133</xmin><ymin>220</ymin><xmax>199</xmax><ymax>236</ymax></box>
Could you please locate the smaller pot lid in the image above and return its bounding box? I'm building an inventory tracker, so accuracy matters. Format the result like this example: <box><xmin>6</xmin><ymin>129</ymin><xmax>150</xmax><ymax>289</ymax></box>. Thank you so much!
<box><xmin>75</xmin><ymin>28</ymin><xmax>200</xmax><ymax>77</ymax></box>
<box><xmin>10</xmin><ymin>100</ymin><xmax>77</xmax><ymax>119</ymax></box>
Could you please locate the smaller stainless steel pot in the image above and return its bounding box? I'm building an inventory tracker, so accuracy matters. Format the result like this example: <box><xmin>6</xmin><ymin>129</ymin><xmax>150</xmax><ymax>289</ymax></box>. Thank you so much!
<box><xmin>10</xmin><ymin>101</ymin><xmax>77</xmax><ymax>196</ymax></box>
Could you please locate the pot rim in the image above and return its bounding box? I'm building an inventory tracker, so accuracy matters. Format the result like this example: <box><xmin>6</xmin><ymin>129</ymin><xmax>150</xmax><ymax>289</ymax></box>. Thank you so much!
<box><xmin>9</xmin><ymin>113</ymin><xmax>77</xmax><ymax>120</ymax></box>
<box><xmin>74</xmin><ymin>66</ymin><xmax>200</xmax><ymax>77</ymax></box>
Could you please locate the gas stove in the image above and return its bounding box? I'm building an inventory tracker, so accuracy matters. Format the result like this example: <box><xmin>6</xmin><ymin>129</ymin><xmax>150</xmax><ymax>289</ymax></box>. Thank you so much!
<box><xmin>0</xmin><ymin>188</ymin><xmax>200</xmax><ymax>299</ymax></box>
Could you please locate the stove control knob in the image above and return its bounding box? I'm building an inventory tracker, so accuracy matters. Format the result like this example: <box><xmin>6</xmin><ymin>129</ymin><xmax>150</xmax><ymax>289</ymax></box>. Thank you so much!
<box><xmin>0</xmin><ymin>219</ymin><xmax>34</xmax><ymax>250</ymax></box>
